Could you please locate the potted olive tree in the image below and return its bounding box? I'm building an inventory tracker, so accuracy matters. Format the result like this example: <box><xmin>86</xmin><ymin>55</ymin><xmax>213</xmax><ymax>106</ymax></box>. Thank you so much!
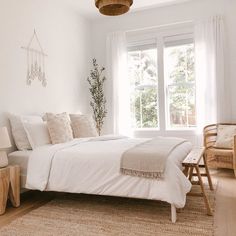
<box><xmin>87</xmin><ymin>59</ymin><xmax>107</xmax><ymax>136</ymax></box>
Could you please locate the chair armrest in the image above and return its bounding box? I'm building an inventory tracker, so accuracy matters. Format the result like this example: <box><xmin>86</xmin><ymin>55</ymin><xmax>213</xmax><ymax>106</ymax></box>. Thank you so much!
<box><xmin>204</xmin><ymin>133</ymin><xmax>217</xmax><ymax>149</ymax></box>
<box><xmin>203</xmin><ymin>124</ymin><xmax>217</xmax><ymax>149</ymax></box>
<box><xmin>233</xmin><ymin>136</ymin><xmax>236</xmax><ymax>170</ymax></box>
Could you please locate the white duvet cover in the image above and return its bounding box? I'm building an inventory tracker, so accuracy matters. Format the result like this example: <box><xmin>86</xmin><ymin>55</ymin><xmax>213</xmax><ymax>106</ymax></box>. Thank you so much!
<box><xmin>26</xmin><ymin>136</ymin><xmax>192</xmax><ymax>208</ymax></box>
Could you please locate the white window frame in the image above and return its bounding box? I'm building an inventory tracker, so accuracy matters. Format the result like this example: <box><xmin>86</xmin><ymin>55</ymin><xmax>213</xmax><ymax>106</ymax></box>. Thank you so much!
<box><xmin>127</xmin><ymin>25</ymin><xmax>196</xmax><ymax>135</ymax></box>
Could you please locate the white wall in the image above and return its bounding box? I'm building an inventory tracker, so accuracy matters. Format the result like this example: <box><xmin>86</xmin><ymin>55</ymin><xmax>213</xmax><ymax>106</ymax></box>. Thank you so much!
<box><xmin>91</xmin><ymin>0</ymin><xmax>236</xmax><ymax>144</ymax></box>
<box><xmin>0</xmin><ymin>0</ymin><xmax>92</xmax><ymax>127</ymax></box>
<box><xmin>1</xmin><ymin>0</ymin><xmax>235</xmax><ymax>146</ymax></box>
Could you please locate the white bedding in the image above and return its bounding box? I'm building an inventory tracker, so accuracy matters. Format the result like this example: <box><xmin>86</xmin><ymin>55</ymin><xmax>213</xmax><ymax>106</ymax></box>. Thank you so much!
<box><xmin>26</xmin><ymin>136</ymin><xmax>192</xmax><ymax>208</ymax></box>
<box><xmin>8</xmin><ymin>150</ymin><xmax>32</xmax><ymax>188</ymax></box>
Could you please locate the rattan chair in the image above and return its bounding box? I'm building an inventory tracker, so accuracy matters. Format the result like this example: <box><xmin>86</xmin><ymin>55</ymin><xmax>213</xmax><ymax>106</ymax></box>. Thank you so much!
<box><xmin>204</xmin><ymin>123</ymin><xmax>236</xmax><ymax>177</ymax></box>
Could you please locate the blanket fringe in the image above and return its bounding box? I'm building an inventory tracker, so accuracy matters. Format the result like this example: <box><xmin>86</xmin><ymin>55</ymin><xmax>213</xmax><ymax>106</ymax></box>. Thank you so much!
<box><xmin>120</xmin><ymin>168</ymin><xmax>164</xmax><ymax>179</ymax></box>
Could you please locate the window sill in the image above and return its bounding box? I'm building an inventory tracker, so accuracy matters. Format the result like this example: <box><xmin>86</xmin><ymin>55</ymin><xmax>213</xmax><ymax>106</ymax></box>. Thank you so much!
<box><xmin>165</xmin><ymin>128</ymin><xmax>197</xmax><ymax>132</ymax></box>
<box><xmin>133</xmin><ymin>128</ymin><xmax>160</xmax><ymax>132</ymax></box>
<box><xmin>133</xmin><ymin>128</ymin><xmax>197</xmax><ymax>136</ymax></box>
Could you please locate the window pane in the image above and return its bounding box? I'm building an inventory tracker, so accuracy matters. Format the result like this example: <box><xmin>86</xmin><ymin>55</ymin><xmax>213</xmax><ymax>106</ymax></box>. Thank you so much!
<box><xmin>128</xmin><ymin>48</ymin><xmax>158</xmax><ymax>129</ymax></box>
<box><xmin>130</xmin><ymin>86</ymin><xmax>158</xmax><ymax>129</ymax></box>
<box><xmin>165</xmin><ymin>43</ymin><xmax>196</xmax><ymax>128</ymax></box>
<box><xmin>168</xmin><ymin>85</ymin><xmax>196</xmax><ymax>128</ymax></box>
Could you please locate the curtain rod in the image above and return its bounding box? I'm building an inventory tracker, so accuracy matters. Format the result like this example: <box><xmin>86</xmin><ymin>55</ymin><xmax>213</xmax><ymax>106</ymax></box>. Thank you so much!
<box><xmin>125</xmin><ymin>20</ymin><xmax>194</xmax><ymax>34</ymax></box>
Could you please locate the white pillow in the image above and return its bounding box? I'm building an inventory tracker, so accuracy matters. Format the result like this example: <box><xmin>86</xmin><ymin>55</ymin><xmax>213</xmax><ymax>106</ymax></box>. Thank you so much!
<box><xmin>215</xmin><ymin>125</ymin><xmax>236</xmax><ymax>149</ymax></box>
<box><xmin>70</xmin><ymin>114</ymin><xmax>98</xmax><ymax>138</ymax></box>
<box><xmin>9</xmin><ymin>114</ymin><xmax>43</xmax><ymax>150</ymax></box>
<box><xmin>23</xmin><ymin>121</ymin><xmax>51</xmax><ymax>149</ymax></box>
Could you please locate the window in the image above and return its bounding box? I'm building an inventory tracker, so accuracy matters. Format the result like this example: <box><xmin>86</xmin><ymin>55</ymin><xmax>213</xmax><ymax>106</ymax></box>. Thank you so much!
<box><xmin>127</xmin><ymin>32</ymin><xmax>196</xmax><ymax>131</ymax></box>
<box><xmin>128</xmin><ymin>46</ymin><xmax>158</xmax><ymax>129</ymax></box>
<box><xmin>165</xmin><ymin>41</ymin><xmax>196</xmax><ymax>129</ymax></box>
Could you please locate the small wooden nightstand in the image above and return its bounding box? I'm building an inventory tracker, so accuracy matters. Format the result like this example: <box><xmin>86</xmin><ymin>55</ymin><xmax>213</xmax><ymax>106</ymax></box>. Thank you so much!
<box><xmin>0</xmin><ymin>165</ymin><xmax>20</xmax><ymax>215</ymax></box>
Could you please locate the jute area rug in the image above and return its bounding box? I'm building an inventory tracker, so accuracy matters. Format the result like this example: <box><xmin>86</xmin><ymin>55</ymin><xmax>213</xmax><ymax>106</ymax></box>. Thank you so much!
<box><xmin>0</xmin><ymin>186</ymin><xmax>215</xmax><ymax>236</ymax></box>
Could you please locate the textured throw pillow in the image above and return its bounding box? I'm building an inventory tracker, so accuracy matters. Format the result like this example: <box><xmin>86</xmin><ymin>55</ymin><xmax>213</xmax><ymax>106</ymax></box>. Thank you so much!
<box><xmin>23</xmin><ymin>121</ymin><xmax>51</xmax><ymax>149</ymax></box>
<box><xmin>46</xmin><ymin>113</ymin><xmax>73</xmax><ymax>144</ymax></box>
<box><xmin>9</xmin><ymin>114</ymin><xmax>43</xmax><ymax>150</ymax></box>
<box><xmin>70</xmin><ymin>114</ymin><xmax>98</xmax><ymax>138</ymax></box>
<box><xmin>215</xmin><ymin>125</ymin><xmax>236</xmax><ymax>149</ymax></box>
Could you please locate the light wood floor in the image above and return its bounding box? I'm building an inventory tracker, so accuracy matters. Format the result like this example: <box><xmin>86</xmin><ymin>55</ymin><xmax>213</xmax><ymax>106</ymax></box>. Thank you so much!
<box><xmin>0</xmin><ymin>169</ymin><xmax>235</xmax><ymax>235</ymax></box>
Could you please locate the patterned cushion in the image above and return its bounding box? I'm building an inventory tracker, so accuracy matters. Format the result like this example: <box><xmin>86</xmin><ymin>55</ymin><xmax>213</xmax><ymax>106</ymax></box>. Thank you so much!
<box><xmin>46</xmin><ymin>113</ymin><xmax>73</xmax><ymax>144</ymax></box>
<box><xmin>70</xmin><ymin>114</ymin><xmax>98</xmax><ymax>138</ymax></box>
<box><xmin>215</xmin><ymin>125</ymin><xmax>236</xmax><ymax>149</ymax></box>
<box><xmin>9</xmin><ymin>114</ymin><xmax>43</xmax><ymax>150</ymax></box>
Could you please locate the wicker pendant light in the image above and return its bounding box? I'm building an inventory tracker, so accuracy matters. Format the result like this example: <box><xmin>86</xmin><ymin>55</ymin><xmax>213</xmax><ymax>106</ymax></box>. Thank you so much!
<box><xmin>95</xmin><ymin>0</ymin><xmax>133</xmax><ymax>16</ymax></box>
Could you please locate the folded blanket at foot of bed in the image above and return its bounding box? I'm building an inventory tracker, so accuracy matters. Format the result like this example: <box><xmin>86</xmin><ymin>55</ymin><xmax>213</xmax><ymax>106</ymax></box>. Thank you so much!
<box><xmin>120</xmin><ymin>137</ymin><xmax>187</xmax><ymax>179</ymax></box>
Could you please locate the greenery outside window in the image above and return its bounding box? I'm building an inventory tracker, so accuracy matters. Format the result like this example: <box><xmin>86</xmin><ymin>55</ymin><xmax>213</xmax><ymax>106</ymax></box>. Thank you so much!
<box><xmin>128</xmin><ymin>46</ymin><xmax>158</xmax><ymax>129</ymax></box>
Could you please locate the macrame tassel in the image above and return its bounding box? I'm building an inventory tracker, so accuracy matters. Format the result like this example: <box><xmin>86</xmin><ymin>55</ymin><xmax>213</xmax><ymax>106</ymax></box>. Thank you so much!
<box><xmin>22</xmin><ymin>29</ymin><xmax>48</xmax><ymax>87</ymax></box>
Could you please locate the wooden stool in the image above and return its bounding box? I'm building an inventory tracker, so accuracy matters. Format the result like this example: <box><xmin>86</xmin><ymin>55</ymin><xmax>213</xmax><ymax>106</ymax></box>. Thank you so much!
<box><xmin>182</xmin><ymin>147</ymin><xmax>213</xmax><ymax>216</ymax></box>
<box><xmin>0</xmin><ymin>165</ymin><xmax>20</xmax><ymax>215</ymax></box>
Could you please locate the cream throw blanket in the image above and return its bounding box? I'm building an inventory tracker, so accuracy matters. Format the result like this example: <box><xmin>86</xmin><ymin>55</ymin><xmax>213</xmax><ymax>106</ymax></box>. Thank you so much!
<box><xmin>120</xmin><ymin>137</ymin><xmax>187</xmax><ymax>179</ymax></box>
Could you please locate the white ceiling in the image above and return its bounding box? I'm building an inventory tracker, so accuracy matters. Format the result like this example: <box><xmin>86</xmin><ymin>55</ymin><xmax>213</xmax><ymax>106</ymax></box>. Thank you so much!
<box><xmin>65</xmin><ymin>0</ymin><xmax>193</xmax><ymax>19</ymax></box>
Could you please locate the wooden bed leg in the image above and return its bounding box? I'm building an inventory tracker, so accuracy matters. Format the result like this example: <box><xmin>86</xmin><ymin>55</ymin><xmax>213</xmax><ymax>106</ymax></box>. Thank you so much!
<box><xmin>171</xmin><ymin>204</ymin><xmax>177</xmax><ymax>223</ymax></box>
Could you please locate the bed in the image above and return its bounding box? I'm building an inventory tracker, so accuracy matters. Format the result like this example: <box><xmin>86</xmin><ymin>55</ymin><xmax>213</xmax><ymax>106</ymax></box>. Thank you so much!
<box><xmin>8</xmin><ymin>150</ymin><xmax>32</xmax><ymax>188</ymax></box>
<box><xmin>19</xmin><ymin>135</ymin><xmax>192</xmax><ymax>223</ymax></box>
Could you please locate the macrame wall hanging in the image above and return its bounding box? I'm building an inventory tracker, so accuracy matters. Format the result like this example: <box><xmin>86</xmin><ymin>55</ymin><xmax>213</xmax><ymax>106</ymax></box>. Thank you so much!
<box><xmin>21</xmin><ymin>30</ymin><xmax>47</xmax><ymax>87</ymax></box>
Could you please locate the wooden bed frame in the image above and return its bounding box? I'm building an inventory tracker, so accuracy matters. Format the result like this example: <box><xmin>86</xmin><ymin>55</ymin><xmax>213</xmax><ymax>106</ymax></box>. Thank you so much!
<box><xmin>171</xmin><ymin>204</ymin><xmax>177</xmax><ymax>223</ymax></box>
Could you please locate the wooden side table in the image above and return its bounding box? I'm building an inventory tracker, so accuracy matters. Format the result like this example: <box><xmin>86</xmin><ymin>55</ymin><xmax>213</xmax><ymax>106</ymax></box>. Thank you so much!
<box><xmin>0</xmin><ymin>165</ymin><xmax>20</xmax><ymax>215</ymax></box>
<box><xmin>182</xmin><ymin>148</ymin><xmax>213</xmax><ymax>216</ymax></box>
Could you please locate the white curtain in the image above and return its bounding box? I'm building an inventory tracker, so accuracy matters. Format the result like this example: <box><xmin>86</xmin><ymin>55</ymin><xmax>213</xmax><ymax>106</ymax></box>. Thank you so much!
<box><xmin>106</xmin><ymin>32</ymin><xmax>131</xmax><ymax>135</ymax></box>
<box><xmin>195</xmin><ymin>16</ymin><xmax>231</xmax><ymax>132</ymax></box>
